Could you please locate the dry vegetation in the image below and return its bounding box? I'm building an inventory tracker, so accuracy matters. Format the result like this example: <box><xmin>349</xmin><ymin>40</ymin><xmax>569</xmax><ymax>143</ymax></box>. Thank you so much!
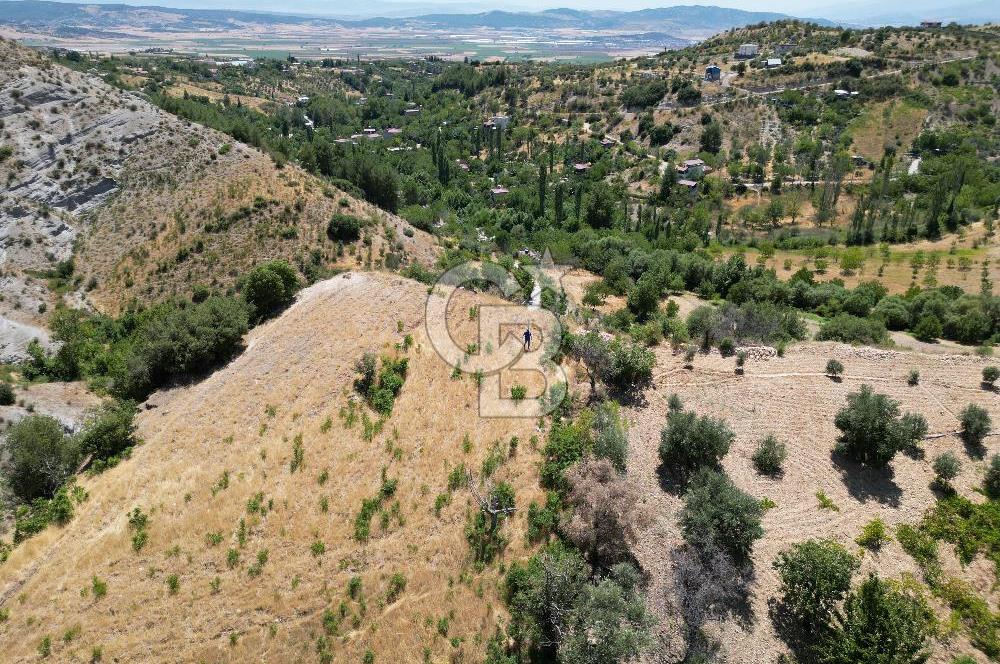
<box><xmin>0</xmin><ymin>272</ymin><xmax>543</xmax><ymax>663</ymax></box>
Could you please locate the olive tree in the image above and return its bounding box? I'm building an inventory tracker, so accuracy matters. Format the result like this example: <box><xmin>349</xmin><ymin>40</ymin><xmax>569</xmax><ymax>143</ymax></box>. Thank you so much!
<box><xmin>659</xmin><ymin>406</ymin><xmax>734</xmax><ymax>483</ymax></box>
<box><xmin>833</xmin><ymin>385</ymin><xmax>927</xmax><ymax>468</ymax></box>
<box><xmin>4</xmin><ymin>415</ymin><xmax>78</xmax><ymax>502</ymax></box>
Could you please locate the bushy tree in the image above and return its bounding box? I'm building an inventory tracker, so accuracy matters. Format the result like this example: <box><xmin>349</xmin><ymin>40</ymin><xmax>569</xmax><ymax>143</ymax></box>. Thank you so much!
<box><xmin>680</xmin><ymin>468</ymin><xmax>763</xmax><ymax>562</ymax></box>
<box><xmin>506</xmin><ymin>544</ymin><xmax>653</xmax><ymax>664</ymax></box>
<box><xmin>932</xmin><ymin>452</ymin><xmax>961</xmax><ymax>483</ymax></box>
<box><xmin>77</xmin><ymin>399</ymin><xmax>138</xmax><ymax>461</ymax></box>
<box><xmin>699</xmin><ymin>122</ymin><xmax>722</xmax><ymax>154</ymax></box>
<box><xmin>4</xmin><ymin>415</ymin><xmax>78</xmax><ymax>502</ymax></box>
<box><xmin>327</xmin><ymin>213</ymin><xmax>361</xmax><ymax>242</ymax></box>
<box><xmin>818</xmin><ymin>573</ymin><xmax>931</xmax><ymax>664</ymax></box>
<box><xmin>242</xmin><ymin>260</ymin><xmax>300</xmax><ymax>321</ymax></box>
<box><xmin>570</xmin><ymin>332</ymin><xmax>653</xmax><ymax>394</ymax></box>
<box><xmin>959</xmin><ymin>403</ymin><xmax>991</xmax><ymax>454</ymax></box>
<box><xmin>605</xmin><ymin>339</ymin><xmax>654</xmax><ymax>390</ymax></box>
<box><xmin>984</xmin><ymin>455</ymin><xmax>1000</xmax><ymax>499</ymax></box>
<box><xmin>825</xmin><ymin>358</ymin><xmax>844</xmax><ymax>378</ymax></box>
<box><xmin>626</xmin><ymin>275</ymin><xmax>660</xmax><ymax>322</ymax></box>
<box><xmin>0</xmin><ymin>381</ymin><xmax>14</xmax><ymax>405</ymax></box>
<box><xmin>983</xmin><ymin>366</ymin><xmax>999</xmax><ymax>389</ymax></box>
<box><xmin>593</xmin><ymin>401</ymin><xmax>628</xmax><ymax>474</ymax></box>
<box><xmin>659</xmin><ymin>407</ymin><xmax>734</xmax><ymax>482</ymax></box>
<box><xmin>774</xmin><ymin>538</ymin><xmax>859</xmax><ymax>630</ymax></box>
<box><xmin>833</xmin><ymin>385</ymin><xmax>927</xmax><ymax>468</ymax></box>
<box><xmin>109</xmin><ymin>296</ymin><xmax>250</xmax><ymax>400</ymax></box>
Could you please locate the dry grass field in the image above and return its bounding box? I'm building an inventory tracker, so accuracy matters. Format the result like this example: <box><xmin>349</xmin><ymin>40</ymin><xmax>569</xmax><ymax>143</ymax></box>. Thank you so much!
<box><xmin>622</xmin><ymin>340</ymin><xmax>1000</xmax><ymax>663</ymax></box>
<box><xmin>0</xmin><ymin>272</ymin><xmax>544</xmax><ymax>663</ymax></box>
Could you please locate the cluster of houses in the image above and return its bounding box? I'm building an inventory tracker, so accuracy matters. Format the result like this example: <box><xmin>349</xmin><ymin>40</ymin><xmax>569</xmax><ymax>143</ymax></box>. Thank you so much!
<box><xmin>704</xmin><ymin>41</ymin><xmax>793</xmax><ymax>79</ymax></box>
<box><xmin>329</xmin><ymin>126</ymin><xmax>406</xmax><ymax>145</ymax></box>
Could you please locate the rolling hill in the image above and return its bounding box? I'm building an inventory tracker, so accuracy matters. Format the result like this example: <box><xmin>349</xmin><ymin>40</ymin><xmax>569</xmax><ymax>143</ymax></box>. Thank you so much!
<box><xmin>0</xmin><ymin>36</ymin><xmax>437</xmax><ymax>326</ymax></box>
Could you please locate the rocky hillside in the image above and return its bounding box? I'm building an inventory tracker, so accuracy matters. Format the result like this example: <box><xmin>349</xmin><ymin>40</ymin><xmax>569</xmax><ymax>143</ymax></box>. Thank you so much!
<box><xmin>0</xmin><ymin>37</ymin><xmax>437</xmax><ymax>325</ymax></box>
<box><xmin>0</xmin><ymin>272</ymin><xmax>542</xmax><ymax>663</ymax></box>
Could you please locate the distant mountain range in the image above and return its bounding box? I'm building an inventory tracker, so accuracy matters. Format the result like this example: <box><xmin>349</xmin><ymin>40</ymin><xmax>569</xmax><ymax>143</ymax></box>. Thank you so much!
<box><xmin>348</xmin><ymin>6</ymin><xmax>836</xmax><ymax>31</ymax></box>
<box><xmin>0</xmin><ymin>1</ymin><xmax>836</xmax><ymax>35</ymax></box>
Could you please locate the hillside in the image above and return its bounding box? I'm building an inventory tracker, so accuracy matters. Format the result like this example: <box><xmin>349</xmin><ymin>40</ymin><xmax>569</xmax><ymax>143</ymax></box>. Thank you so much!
<box><xmin>0</xmin><ymin>36</ymin><xmax>437</xmax><ymax>324</ymax></box>
<box><xmin>0</xmin><ymin>272</ymin><xmax>543</xmax><ymax>663</ymax></box>
<box><xmin>626</xmin><ymin>340</ymin><xmax>999</xmax><ymax>662</ymax></box>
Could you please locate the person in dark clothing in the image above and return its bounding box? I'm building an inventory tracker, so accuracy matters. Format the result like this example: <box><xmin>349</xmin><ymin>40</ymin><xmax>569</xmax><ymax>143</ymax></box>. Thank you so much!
<box><xmin>523</xmin><ymin>327</ymin><xmax>532</xmax><ymax>351</ymax></box>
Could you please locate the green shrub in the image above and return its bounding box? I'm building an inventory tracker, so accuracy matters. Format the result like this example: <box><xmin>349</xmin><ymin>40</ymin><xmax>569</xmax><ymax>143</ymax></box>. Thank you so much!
<box><xmin>912</xmin><ymin>314</ymin><xmax>943</xmax><ymax>342</ymax></box>
<box><xmin>833</xmin><ymin>385</ymin><xmax>927</xmax><ymax>468</ymax></box>
<box><xmin>241</xmin><ymin>260</ymin><xmax>300</xmax><ymax>321</ymax></box>
<box><xmin>984</xmin><ymin>455</ymin><xmax>1000</xmax><ymax>499</ymax></box>
<box><xmin>327</xmin><ymin>213</ymin><xmax>361</xmax><ymax>242</ymax></box>
<box><xmin>718</xmin><ymin>336</ymin><xmax>736</xmax><ymax>357</ymax></box>
<box><xmin>752</xmin><ymin>435</ymin><xmax>787</xmax><ymax>476</ymax></box>
<box><xmin>680</xmin><ymin>468</ymin><xmax>763</xmax><ymax>562</ymax></box>
<box><xmin>773</xmin><ymin>538</ymin><xmax>858</xmax><ymax>629</ymax></box>
<box><xmin>907</xmin><ymin>369</ymin><xmax>920</xmax><ymax>386</ymax></box>
<box><xmin>385</xmin><ymin>572</ymin><xmax>406</xmax><ymax>603</ymax></box>
<box><xmin>959</xmin><ymin>404</ymin><xmax>991</xmax><ymax>453</ymax></box>
<box><xmin>932</xmin><ymin>452</ymin><xmax>961</xmax><ymax>483</ymax></box>
<box><xmin>818</xmin><ymin>573</ymin><xmax>931</xmax><ymax>664</ymax></box>
<box><xmin>855</xmin><ymin>518</ymin><xmax>890</xmax><ymax>550</ymax></box>
<box><xmin>659</xmin><ymin>406</ymin><xmax>734</xmax><ymax>483</ymax></box>
<box><xmin>825</xmin><ymin>358</ymin><xmax>844</xmax><ymax>377</ymax></box>
<box><xmin>817</xmin><ymin>314</ymin><xmax>888</xmax><ymax>345</ymax></box>
<box><xmin>0</xmin><ymin>381</ymin><xmax>14</xmax><ymax>405</ymax></box>
<box><xmin>77</xmin><ymin>399</ymin><xmax>138</xmax><ymax>462</ymax></box>
<box><xmin>983</xmin><ymin>366</ymin><xmax>999</xmax><ymax>388</ymax></box>
<box><xmin>5</xmin><ymin>415</ymin><xmax>77</xmax><ymax>501</ymax></box>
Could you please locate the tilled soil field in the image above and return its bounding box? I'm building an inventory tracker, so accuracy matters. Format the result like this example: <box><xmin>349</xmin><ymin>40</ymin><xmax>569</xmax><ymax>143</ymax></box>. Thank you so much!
<box><xmin>624</xmin><ymin>340</ymin><xmax>1000</xmax><ymax>663</ymax></box>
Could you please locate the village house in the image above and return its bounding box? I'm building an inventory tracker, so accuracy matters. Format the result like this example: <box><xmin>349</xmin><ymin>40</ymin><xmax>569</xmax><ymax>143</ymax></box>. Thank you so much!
<box><xmin>705</xmin><ymin>64</ymin><xmax>721</xmax><ymax>81</ymax></box>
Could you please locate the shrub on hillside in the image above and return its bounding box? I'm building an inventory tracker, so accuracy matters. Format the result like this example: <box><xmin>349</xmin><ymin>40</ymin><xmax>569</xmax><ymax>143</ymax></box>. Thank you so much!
<box><xmin>659</xmin><ymin>407</ymin><xmax>734</xmax><ymax>483</ymax></box>
<box><xmin>833</xmin><ymin>385</ymin><xmax>927</xmax><ymax>468</ymax></box>
<box><xmin>0</xmin><ymin>381</ymin><xmax>14</xmax><ymax>406</ymax></box>
<box><xmin>773</xmin><ymin>538</ymin><xmax>858</xmax><ymax>629</ymax></box>
<box><xmin>752</xmin><ymin>435</ymin><xmax>787</xmax><ymax>476</ymax></box>
<box><xmin>505</xmin><ymin>544</ymin><xmax>654</xmax><ymax>663</ymax></box>
<box><xmin>109</xmin><ymin>296</ymin><xmax>250</xmax><ymax>400</ymax></box>
<box><xmin>816</xmin><ymin>313</ymin><xmax>888</xmax><ymax>345</ymax></box>
<box><xmin>959</xmin><ymin>404</ymin><xmax>991</xmax><ymax>455</ymax></box>
<box><xmin>932</xmin><ymin>452</ymin><xmax>961</xmax><ymax>485</ymax></box>
<box><xmin>817</xmin><ymin>573</ymin><xmax>931</xmax><ymax>664</ymax></box>
<box><xmin>983</xmin><ymin>366</ymin><xmax>999</xmax><ymax>389</ymax></box>
<box><xmin>825</xmin><ymin>358</ymin><xmax>844</xmax><ymax>378</ymax></box>
<box><xmin>77</xmin><ymin>399</ymin><xmax>138</xmax><ymax>462</ymax></box>
<box><xmin>241</xmin><ymin>260</ymin><xmax>300</xmax><ymax>321</ymax></box>
<box><xmin>680</xmin><ymin>468</ymin><xmax>763</xmax><ymax>563</ymax></box>
<box><xmin>4</xmin><ymin>415</ymin><xmax>78</xmax><ymax>502</ymax></box>
<box><xmin>984</xmin><ymin>455</ymin><xmax>1000</xmax><ymax>499</ymax></box>
<box><xmin>327</xmin><ymin>213</ymin><xmax>361</xmax><ymax>242</ymax></box>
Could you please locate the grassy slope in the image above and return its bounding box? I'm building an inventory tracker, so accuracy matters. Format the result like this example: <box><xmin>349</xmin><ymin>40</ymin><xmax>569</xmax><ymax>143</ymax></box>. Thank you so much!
<box><xmin>0</xmin><ymin>273</ymin><xmax>542</xmax><ymax>663</ymax></box>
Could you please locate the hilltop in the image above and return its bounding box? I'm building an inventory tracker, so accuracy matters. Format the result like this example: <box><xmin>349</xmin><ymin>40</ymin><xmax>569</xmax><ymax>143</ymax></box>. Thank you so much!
<box><xmin>0</xmin><ymin>36</ymin><xmax>437</xmax><ymax>326</ymax></box>
<box><xmin>0</xmin><ymin>272</ymin><xmax>544</xmax><ymax>663</ymax></box>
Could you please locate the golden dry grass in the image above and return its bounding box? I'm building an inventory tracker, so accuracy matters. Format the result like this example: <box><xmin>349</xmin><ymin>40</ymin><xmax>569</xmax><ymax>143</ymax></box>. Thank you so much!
<box><xmin>0</xmin><ymin>273</ymin><xmax>543</xmax><ymax>663</ymax></box>
<box><xmin>848</xmin><ymin>100</ymin><xmax>928</xmax><ymax>162</ymax></box>
<box><xmin>76</xmin><ymin>141</ymin><xmax>439</xmax><ymax>313</ymax></box>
